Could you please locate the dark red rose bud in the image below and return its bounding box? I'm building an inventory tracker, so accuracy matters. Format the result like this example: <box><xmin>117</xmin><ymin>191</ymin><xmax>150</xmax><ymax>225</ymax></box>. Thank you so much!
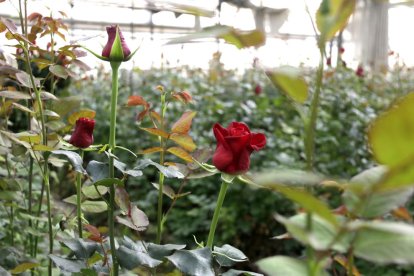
<box><xmin>339</xmin><ymin>47</ymin><xmax>345</xmax><ymax>54</ymax></box>
<box><xmin>356</xmin><ymin>65</ymin><xmax>364</xmax><ymax>78</ymax></box>
<box><xmin>212</xmin><ymin>122</ymin><xmax>266</xmax><ymax>174</ymax></box>
<box><xmin>326</xmin><ymin>57</ymin><xmax>332</xmax><ymax>66</ymax></box>
<box><xmin>254</xmin><ymin>84</ymin><xmax>262</xmax><ymax>95</ymax></box>
<box><xmin>69</xmin><ymin>117</ymin><xmax>95</xmax><ymax>148</ymax></box>
<box><xmin>102</xmin><ymin>25</ymin><xmax>131</xmax><ymax>61</ymax></box>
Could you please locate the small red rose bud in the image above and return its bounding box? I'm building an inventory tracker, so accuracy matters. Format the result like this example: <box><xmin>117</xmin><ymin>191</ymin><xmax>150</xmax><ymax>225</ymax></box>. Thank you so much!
<box><xmin>102</xmin><ymin>25</ymin><xmax>131</xmax><ymax>62</ymax></box>
<box><xmin>326</xmin><ymin>57</ymin><xmax>332</xmax><ymax>66</ymax></box>
<box><xmin>212</xmin><ymin>122</ymin><xmax>266</xmax><ymax>174</ymax></box>
<box><xmin>69</xmin><ymin>117</ymin><xmax>95</xmax><ymax>148</ymax></box>
<box><xmin>254</xmin><ymin>84</ymin><xmax>262</xmax><ymax>95</ymax></box>
<box><xmin>339</xmin><ymin>47</ymin><xmax>345</xmax><ymax>54</ymax></box>
<box><xmin>356</xmin><ymin>65</ymin><xmax>364</xmax><ymax>78</ymax></box>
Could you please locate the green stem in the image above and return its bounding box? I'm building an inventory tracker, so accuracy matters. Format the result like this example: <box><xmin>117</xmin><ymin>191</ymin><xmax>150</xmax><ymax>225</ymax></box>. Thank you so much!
<box><xmin>76</xmin><ymin>150</ymin><xmax>84</xmax><ymax>238</ymax></box>
<box><xmin>156</xmin><ymin>93</ymin><xmax>167</xmax><ymax>244</ymax></box>
<box><xmin>347</xmin><ymin>247</ymin><xmax>354</xmax><ymax>276</ymax></box>
<box><xmin>206</xmin><ymin>181</ymin><xmax>229</xmax><ymax>249</ymax></box>
<box><xmin>33</xmin><ymin>177</ymin><xmax>45</xmax><ymax>258</ymax></box>
<box><xmin>108</xmin><ymin>61</ymin><xmax>121</xmax><ymax>276</ymax></box>
<box><xmin>155</xmin><ymin>168</ymin><xmax>165</xmax><ymax>244</ymax></box>
<box><xmin>304</xmin><ymin>49</ymin><xmax>325</xmax><ymax>171</ymax></box>
<box><xmin>10</xmin><ymin>205</ymin><xmax>14</xmax><ymax>246</ymax></box>
<box><xmin>28</xmin><ymin>157</ymin><xmax>34</xmax><ymax>257</ymax></box>
<box><xmin>303</xmin><ymin>49</ymin><xmax>324</xmax><ymax>276</ymax></box>
<box><xmin>44</xmin><ymin>160</ymin><xmax>53</xmax><ymax>276</ymax></box>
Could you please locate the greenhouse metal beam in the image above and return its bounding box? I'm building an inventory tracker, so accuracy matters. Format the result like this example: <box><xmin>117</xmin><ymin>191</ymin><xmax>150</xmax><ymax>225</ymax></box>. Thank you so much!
<box><xmin>0</xmin><ymin>14</ymin><xmax>196</xmax><ymax>34</ymax></box>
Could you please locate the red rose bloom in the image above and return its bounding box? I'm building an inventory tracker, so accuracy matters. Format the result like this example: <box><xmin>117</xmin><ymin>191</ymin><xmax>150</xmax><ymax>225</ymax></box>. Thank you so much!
<box><xmin>102</xmin><ymin>25</ymin><xmax>131</xmax><ymax>61</ymax></box>
<box><xmin>212</xmin><ymin>122</ymin><xmax>266</xmax><ymax>174</ymax></box>
<box><xmin>69</xmin><ymin>118</ymin><xmax>95</xmax><ymax>148</ymax></box>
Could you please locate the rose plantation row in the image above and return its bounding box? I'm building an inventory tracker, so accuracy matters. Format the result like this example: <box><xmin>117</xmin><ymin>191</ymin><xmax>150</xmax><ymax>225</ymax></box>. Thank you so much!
<box><xmin>3</xmin><ymin>1</ymin><xmax>414</xmax><ymax>275</ymax></box>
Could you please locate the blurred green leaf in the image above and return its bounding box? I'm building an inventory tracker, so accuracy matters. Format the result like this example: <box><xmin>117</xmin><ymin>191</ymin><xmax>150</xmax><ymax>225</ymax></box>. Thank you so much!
<box><xmin>222</xmin><ymin>269</ymin><xmax>263</xmax><ymax>276</ymax></box>
<box><xmin>135</xmin><ymin>159</ymin><xmax>184</xmax><ymax>178</ymax></box>
<box><xmin>116</xmin><ymin>246</ymin><xmax>162</xmax><ymax>269</ymax></box>
<box><xmin>166</xmin><ymin>247</ymin><xmax>214</xmax><ymax>276</ymax></box>
<box><xmin>344</xmin><ymin>166</ymin><xmax>414</xmax><ymax>218</ymax></box>
<box><xmin>0</xmin><ymin>90</ymin><xmax>31</xmax><ymax>100</ymax></box>
<box><xmin>49</xmin><ymin>64</ymin><xmax>69</xmax><ymax>79</ymax></box>
<box><xmin>49</xmin><ymin>255</ymin><xmax>86</xmax><ymax>273</ymax></box>
<box><xmin>52</xmin><ymin>150</ymin><xmax>86</xmax><ymax>174</ymax></box>
<box><xmin>81</xmin><ymin>201</ymin><xmax>107</xmax><ymax>213</ymax></box>
<box><xmin>266</xmin><ymin>67</ymin><xmax>308</xmax><ymax>104</ymax></box>
<box><xmin>214</xmin><ymin>244</ymin><xmax>248</xmax><ymax>267</ymax></box>
<box><xmin>269</xmin><ymin>185</ymin><xmax>338</xmax><ymax>227</ymax></box>
<box><xmin>68</xmin><ymin>109</ymin><xmax>96</xmax><ymax>125</ymax></box>
<box><xmin>10</xmin><ymin>262</ymin><xmax>39</xmax><ymax>274</ymax></box>
<box><xmin>93</xmin><ymin>177</ymin><xmax>123</xmax><ymax>188</ymax></box>
<box><xmin>86</xmin><ymin>160</ymin><xmax>108</xmax><ymax>182</ymax></box>
<box><xmin>256</xmin><ymin>256</ymin><xmax>308</xmax><ymax>276</ymax></box>
<box><xmin>167</xmin><ymin>25</ymin><xmax>265</xmax><ymax>49</ymax></box>
<box><xmin>369</xmin><ymin>93</ymin><xmax>414</xmax><ymax>166</ymax></box>
<box><xmin>316</xmin><ymin>0</ymin><xmax>356</xmax><ymax>43</ymax></box>
<box><xmin>352</xmin><ymin>220</ymin><xmax>414</xmax><ymax>265</ymax></box>
<box><xmin>276</xmin><ymin>213</ymin><xmax>349</xmax><ymax>252</ymax></box>
<box><xmin>82</xmin><ymin>184</ymin><xmax>108</xmax><ymax>199</ymax></box>
<box><xmin>61</xmin><ymin>239</ymin><xmax>98</xmax><ymax>259</ymax></box>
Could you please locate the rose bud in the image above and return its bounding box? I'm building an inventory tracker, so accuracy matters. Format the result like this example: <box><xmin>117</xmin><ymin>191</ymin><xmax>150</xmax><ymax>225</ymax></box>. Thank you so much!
<box><xmin>326</xmin><ymin>57</ymin><xmax>332</xmax><ymax>66</ymax></box>
<box><xmin>69</xmin><ymin>117</ymin><xmax>95</xmax><ymax>148</ymax></box>
<box><xmin>102</xmin><ymin>25</ymin><xmax>131</xmax><ymax>62</ymax></box>
<box><xmin>254</xmin><ymin>84</ymin><xmax>262</xmax><ymax>95</ymax></box>
<box><xmin>356</xmin><ymin>65</ymin><xmax>364</xmax><ymax>78</ymax></box>
<box><xmin>212</xmin><ymin>122</ymin><xmax>266</xmax><ymax>174</ymax></box>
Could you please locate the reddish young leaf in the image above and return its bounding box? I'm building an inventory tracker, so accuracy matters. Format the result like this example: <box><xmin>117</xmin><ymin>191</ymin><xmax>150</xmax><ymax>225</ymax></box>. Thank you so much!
<box><xmin>172</xmin><ymin>91</ymin><xmax>193</xmax><ymax>104</ymax></box>
<box><xmin>127</xmin><ymin>95</ymin><xmax>147</xmax><ymax>107</ymax></box>
<box><xmin>171</xmin><ymin>111</ymin><xmax>196</xmax><ymax>134</ymax></box>
<box><xmin>334</xmin><ymin>255</ymin><xmax>361</xmax><ymax>276</ymax></box>
<box><xmin>137</xmin><ymin>109</ymin><xmax>149</xmax><ymax>122</ymax></box>
<box><xmin>169</xmin><ymin>133</ymin><xmax>196</xmax><ymax>152</ymax></box>
<box><xmin>150</xmin><ymin>111</ymin><xmax>162</xmax><ymax>123</ymax></box>
<box><xmin>392</xmin><ymin>207</ymin><xmax>413</xmax><ymax>222</ymax></box>
<box><xmin>139</xmin><ymin>147</ymin><xmax>163</xmax><ymax>154</ymax></box>
<box><xmin>167</xmin><ymin>147</ymin><xmax>193</xmax><ymax>163</ymax></box>
<box><xmin>141</xmin><ymin>127</ymin><xmax>169</xmax><ymax>139</ymax></box>
<box><xmin>84</xmin><ymin>224</ymin><xmax>103</xmax><ymax>243</ymax></box>
<box><xmin>27</xmin><ymin>12</ymin><xmax>42</xmax><ymax>22</ymax></box>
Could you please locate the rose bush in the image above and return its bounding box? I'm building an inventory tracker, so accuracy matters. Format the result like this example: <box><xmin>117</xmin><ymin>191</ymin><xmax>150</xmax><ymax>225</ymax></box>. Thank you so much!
<box><xmin>69</xmin><ymin>117</ymin><xmax>95</xmax><ymax>148</ymax></box>
<box><xmin>212</xmin><ymin>122</ymin><xmax>266</xmax><ymax>174</ymax></box>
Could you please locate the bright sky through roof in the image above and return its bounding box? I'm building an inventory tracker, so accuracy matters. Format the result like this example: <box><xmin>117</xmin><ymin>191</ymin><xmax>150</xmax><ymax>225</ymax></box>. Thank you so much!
<box><xmin>0</xmin><ymin>0</ymin><xmax>412</xmax><ymax>70</ymax></box>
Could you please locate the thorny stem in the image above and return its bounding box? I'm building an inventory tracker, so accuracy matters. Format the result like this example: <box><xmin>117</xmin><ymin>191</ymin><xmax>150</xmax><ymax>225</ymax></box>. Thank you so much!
<box><xmin>108</xmin><ymin>61</ymin><xmax>121</xmax><ymax>276</ymax></box>
<box><xmin>207</xmin><ymin>181</ymin><xmax>229</xmax><ymax>249</ymax></box>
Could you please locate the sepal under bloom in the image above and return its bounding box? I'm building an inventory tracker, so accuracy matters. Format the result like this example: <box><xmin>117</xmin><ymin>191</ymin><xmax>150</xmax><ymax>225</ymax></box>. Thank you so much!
<box><xmin>69</xmin><ymin>117</ymin><xmax>95</xmax><ymax>148</ymax></box>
